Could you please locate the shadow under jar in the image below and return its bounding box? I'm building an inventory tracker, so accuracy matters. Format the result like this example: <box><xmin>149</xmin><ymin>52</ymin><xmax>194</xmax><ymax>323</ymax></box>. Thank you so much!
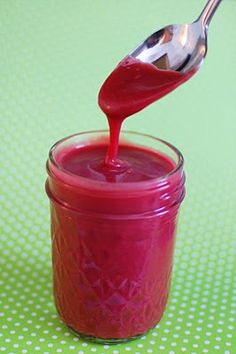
<box><xmin>45</xmin><ymin>130</ymin><xmax>185</xmax><ymax>343</ymax></box>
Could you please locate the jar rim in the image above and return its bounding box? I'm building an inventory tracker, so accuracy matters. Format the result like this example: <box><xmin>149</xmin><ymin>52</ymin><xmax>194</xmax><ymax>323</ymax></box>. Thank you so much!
<box><xmin>47</xmin><ymin>130</ymin><xmax>184</xmax><ymax>192</ymax></box>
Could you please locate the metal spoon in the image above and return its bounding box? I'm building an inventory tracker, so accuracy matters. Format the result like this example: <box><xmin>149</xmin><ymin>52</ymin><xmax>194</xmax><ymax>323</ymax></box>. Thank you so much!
<box><xmin>130</xmin><ymin>0</ymin><xmax>223</xmax><ymax>73</ymax></box>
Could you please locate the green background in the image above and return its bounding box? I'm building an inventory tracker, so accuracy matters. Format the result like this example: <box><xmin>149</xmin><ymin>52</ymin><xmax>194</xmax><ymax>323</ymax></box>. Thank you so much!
<box><xmin>1</xmin><ymin>1</ymin><xmax>236</xmax><ymax>353</ymax></box>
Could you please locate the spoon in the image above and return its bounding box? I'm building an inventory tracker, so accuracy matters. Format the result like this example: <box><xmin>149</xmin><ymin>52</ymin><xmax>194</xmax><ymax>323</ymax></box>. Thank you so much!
<box><xmin>130</xmin><ymin>0</ymin><xmax>223</xmax><ymax>73</ymax></box>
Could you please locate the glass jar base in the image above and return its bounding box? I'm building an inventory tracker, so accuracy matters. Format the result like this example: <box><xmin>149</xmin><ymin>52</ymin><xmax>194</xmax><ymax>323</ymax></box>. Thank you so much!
<box><xmin>68</xmin><ymin>326</ymin><xmax>150</xmax><ymax>344</ymax></box>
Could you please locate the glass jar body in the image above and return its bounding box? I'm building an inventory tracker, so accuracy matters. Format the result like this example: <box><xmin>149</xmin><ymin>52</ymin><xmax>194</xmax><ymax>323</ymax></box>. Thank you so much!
<box><xmin>46</xmin><ymin>131</ymin><xmax>185</xmax><ymax>343</ymax></box>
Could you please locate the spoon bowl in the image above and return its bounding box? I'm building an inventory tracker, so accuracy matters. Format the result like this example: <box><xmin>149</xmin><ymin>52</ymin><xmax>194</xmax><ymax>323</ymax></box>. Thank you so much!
<box><xmin>130</xmin><ymin>0</ymin><xmax>222</xmax><ymax>73</ymax></box>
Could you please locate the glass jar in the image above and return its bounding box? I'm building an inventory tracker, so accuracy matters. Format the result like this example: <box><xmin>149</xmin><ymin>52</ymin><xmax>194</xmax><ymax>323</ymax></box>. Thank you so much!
<box><xmin>45</xmin><ymin>130</ymin><xmax>185</xmax><ymax>343</ymax></box>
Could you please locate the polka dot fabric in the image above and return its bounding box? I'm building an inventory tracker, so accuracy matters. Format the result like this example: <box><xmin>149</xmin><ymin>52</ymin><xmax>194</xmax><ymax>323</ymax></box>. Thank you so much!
<box><xmin>1</xmin><ymin>1</ymin><xmax>236</xmax><ymax>353</ymax></box>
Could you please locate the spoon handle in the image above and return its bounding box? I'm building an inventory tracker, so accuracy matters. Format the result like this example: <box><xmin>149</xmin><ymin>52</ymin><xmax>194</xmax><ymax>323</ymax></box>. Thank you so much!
<box><xmin>198</xmin><ymin>0</ymin><xmax>223</xmax><ymax>28</ymax></box>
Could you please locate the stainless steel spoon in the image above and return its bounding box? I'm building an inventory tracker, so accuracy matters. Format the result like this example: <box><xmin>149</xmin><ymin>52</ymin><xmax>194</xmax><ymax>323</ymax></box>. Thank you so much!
<box><xmin>130</xmin><ymin>0</ymin><xmax>223</xmax><ymax>73</ymax></box>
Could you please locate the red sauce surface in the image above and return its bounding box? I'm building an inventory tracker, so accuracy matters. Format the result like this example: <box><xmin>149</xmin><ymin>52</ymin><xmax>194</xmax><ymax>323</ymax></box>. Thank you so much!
<box><xmin>58</xmin><ymin>143</ymin><xmax>175</xmax><ymax>183</ymax></box>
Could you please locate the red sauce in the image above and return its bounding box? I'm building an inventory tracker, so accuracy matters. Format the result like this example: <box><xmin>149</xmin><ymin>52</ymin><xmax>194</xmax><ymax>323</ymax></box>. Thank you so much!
<box><xmin>47</xmin><ymin>55</ymin><xmax>192</xmax><ymax>340</ymax></box>
<box><xmin>98</xmin><ymin>56</ymin><xmax>194</xmax><ymax>164</ymax></box>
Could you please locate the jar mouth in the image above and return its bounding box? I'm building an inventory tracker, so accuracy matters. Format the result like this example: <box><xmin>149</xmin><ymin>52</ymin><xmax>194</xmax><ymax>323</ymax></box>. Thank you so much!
<box><xmin>47</xmin><ymin>130</ymin><xmax>184</xmax><ymax>192</ymax></box>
